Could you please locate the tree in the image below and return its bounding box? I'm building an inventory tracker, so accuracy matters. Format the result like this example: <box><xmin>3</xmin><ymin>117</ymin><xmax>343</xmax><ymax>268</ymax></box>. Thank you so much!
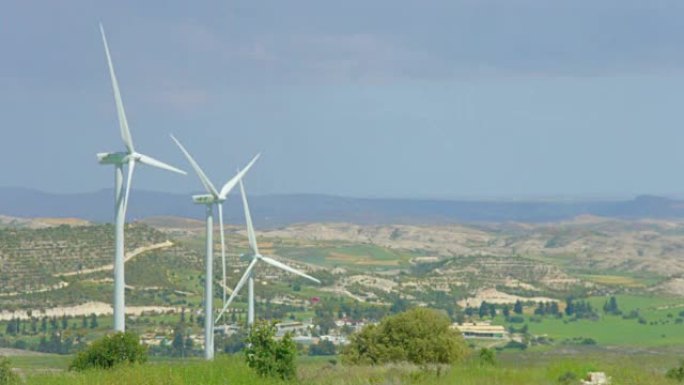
<box><xmin>308</xmin><ymin>339</ymin><xmax>336</xmax><ymax>356</ymax></box>
<box><xmin>565</xmin><ymin>298</ymin><xmax>575</xmax><ymax>316</ymax></box>
<box><xmin>603</xmin><ymin>296</ymin><xmax>620</xmax><ymax>315</ymax></box>
<box><xmin>502</xmin><ymin>305</ymin><xmax>510</xmax><ymax>318</ymax></box>
<box><xmin>667</xmin><ymin>360</ymin><xmax>684</xmax><ymax>382</ymax></box>
<box><xmin>0</xmin><ymin>356</ymin><xmax>19</xmax><ymax>385</ymax></box>
<box><xmin>478</xmin><ymin>302</ymin><xmax>489</xmax><ymax>319</ymax></box>
<box><xmin>244</xmin><ymin>321</ymin><xmax>297</xmax><ymax>380</ymax></box>
<box><xmin>389</xmin><ymin>297</ymin><xmax>409</xmax><ymax>314</ymax></box>
<box><xmin>89</xmin><ymin>314</ymin><xmax>98</xmax><ymax>329</ymax></box>
<box><xmin>184</xmin><ymin>336</ymin><xmax>193</xmax><ymax>352</ymax></box>
<box><xmin>550</xmin><ymin>302</ymin><xmax>560</xmax><ymax>316</ymax></box>
<box><xmin>342</xmin><ymin>308</ymin><xmax>469</xmax><ymax>366</ymax></box>
<box><xmin>478</xmin><ymin>348</ymin><xmax>496</xmax><ymax>366</ymax></box>
<box><xmin>5</xmin><ymin>318</ymin><xmax>16</xmax><ymax>336</ymax></box>
<box><xmin>513</xmin><ymin>300</ymin><xmax>523</xmax><ymax>315</ymax></box>
<box><xmin>218</xmin><ymin>330</ymin><xmax>246</xmax><ymax>354</ymax></box>
<box><xmin>69</xmin><ymin>332</ymin><xmax>148</xmax><ymax>371</ymax></box>
<box><xmin>172</xmin><ymin>325</ymin><xmax>186</xmax><ymax>357</ymax></box>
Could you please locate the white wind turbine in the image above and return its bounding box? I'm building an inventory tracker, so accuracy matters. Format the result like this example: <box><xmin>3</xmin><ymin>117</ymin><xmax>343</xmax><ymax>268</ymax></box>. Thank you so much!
<box><xmin>96</xmin><ymin>24</ymin><xmax>186</xmax><ymax>332</ymax></box>
<box><xmin>171</xmin><ymin>134</ymin><xmax>260</xmax><ymax>360</ymax></box>
<box><xmin>215</xmin><ymin>178</ymin><xmax>320</xmax><ymax>327</ymax></box>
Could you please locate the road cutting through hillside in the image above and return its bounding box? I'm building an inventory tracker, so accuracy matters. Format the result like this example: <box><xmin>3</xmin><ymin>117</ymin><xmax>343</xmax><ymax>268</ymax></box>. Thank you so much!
<box><xmin>56</xmin><ymin>241</ymin><xmax>174</xmax><ymax>277</ymax></box>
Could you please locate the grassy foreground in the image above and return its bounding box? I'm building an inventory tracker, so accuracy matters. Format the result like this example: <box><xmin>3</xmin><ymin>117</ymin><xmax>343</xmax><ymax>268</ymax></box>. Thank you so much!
<box><xmin>20</xmin><ymin>353</ymin><xmax>678</xmax><ymax>385</ymax></box>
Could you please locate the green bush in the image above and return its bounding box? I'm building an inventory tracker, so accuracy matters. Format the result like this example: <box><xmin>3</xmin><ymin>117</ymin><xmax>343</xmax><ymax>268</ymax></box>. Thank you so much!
<box><xmin>69</xmin><ymin>331</ymin><xmax>148</xmax><ymax>371</ymax></box>
<box><xmin>0</xmin><ymin>356</ymin><xmax>19</xmax><ymax>385</ymax></box>
<box><xmin>478</xmin><ymin>348</ymin><xmax>496</xmax><ymax>366</ymax></box>
<box><xmin>309</xmin><ymin>339</ymin><xmax>336</xmax><ymax>356</ymax></box>
<box><xmin>557</xmin><ymin>371</ymin><xmax>577</xmax><ymax>384</ymax></box>
<box><xmin>667</xmin><ymin>360</ymin><xmax>684</xmax><ymax>382</ymax></box>
<box><xmin>244</xmin><ymin>321</ymin><xmax>297</xmax><ymax>380</ymax></box>
<box><xmin>342</xmin><ymin>307</ymin><xmax>469</xmax><ymax>366</ymax></box>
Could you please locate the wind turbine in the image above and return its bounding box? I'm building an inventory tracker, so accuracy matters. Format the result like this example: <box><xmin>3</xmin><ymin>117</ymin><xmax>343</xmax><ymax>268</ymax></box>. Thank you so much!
<box><xmin>96</xmin><ymin>25</ymin><xmax>186</xmax><ymax>332</ymax></box>
<box><xmin>170</xmin><ymin>135</ymin><xmax>260</xmax><ymax>360</ymax></box>
<box><xmin>215</xmin><ymin>178</ymin><xmax>320</xmax><ymax>327</ymax></box>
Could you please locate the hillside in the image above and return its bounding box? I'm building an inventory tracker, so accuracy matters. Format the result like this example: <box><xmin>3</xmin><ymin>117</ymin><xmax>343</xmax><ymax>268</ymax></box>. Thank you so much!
<box><xmin>2</xmin><ymin>217</ymin><xmax>684</xmax><ymax>360</ymax></box>
<box><xmin>4</xmin><ymin>216</ymin><xmax>684</xmax><ymax>311</ymax></box>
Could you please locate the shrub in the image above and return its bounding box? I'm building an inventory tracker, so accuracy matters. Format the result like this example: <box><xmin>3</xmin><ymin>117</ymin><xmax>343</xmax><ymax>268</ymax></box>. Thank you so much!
<box><xmin>342</xmin><ymin>307</ymin><xmax>469</xmax><ymax>366</ymax></box>
<box><xmin>244</xmin><ymin>321</ymin><xmax>297</xmax><ymax>380</ymax></box>
<box><xmin>557</xmin><ymin>371</ymin><xmax>577</xmax><ymax>384</ymax></box>
<box><xmin>478</xmin><ymin>348</ymin><xmax>496</xmax><ymax>366</ymax></box>
<box><xmin>502</xmin><ymin>340</ymin><xmax>528</xmax><ymax>350</ymax></box>
<box><xmin>308</xmin><ymin>339</ymin><xmax>336</xmax><ymax>356</ymax></box>
<box><xmin>667</xmin><ymin>360</ymin><xmax>684</xmax><ymax>382</ymax></box>
<box><xmin>0</xmin><ymin>356</ymin><xmax>19</xmax><ymax>385</ymax></box>
<box><xmin>69</xmin><ymin>331</ymin><xmax>148</xmax><ymax>371</ymax></box>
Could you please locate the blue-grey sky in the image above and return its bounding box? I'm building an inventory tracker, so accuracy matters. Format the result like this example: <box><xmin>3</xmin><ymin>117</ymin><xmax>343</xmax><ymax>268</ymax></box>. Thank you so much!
<box><xmin>3</xmin><ymin>0</ymin><xmax>684</xmax><ymax>198</ymax></box>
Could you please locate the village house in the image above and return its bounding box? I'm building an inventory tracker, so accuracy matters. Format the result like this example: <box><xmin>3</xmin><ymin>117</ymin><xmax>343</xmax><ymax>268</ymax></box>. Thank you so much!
<box><xmin>452</xmin><ymin>322</ymin><xmax>508</xmax><ymax>339</ymax></box>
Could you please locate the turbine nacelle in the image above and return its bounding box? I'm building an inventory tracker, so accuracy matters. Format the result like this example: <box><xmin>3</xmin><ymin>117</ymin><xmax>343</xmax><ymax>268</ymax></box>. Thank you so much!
<box><xmin>192</xmin><ymin>194</ymin><xmax>224</xmax><ymax>205</ymax></box>
<box><xmin>97</xmin><ymin>151</ymin><xmax>129</xmax><ymax>165</ymax></box>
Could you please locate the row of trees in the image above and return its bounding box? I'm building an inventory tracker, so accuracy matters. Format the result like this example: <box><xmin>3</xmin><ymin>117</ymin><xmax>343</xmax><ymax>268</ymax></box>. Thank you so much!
<box><xmin>463</xmin><ymin>296</ymin><xmax>614</xmax><ymax>321</ymax></box>
<box><xmin>4</xmin><ymin>314</ymin><xmax>98</xmax><ymax>336</ymax></box>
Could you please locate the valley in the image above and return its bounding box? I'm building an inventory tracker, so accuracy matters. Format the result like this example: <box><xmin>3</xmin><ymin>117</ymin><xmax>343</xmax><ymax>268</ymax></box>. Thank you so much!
<box><xmin>1</xmin><ymin>215</ymin><xmax>683</xmax><ymax>361</ymax></box>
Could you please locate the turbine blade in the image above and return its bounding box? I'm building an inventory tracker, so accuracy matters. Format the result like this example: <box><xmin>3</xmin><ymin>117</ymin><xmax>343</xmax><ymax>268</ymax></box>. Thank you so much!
<box><xmin>219</xmin><ymin>153</ymin><xmax>261</xmax><ymax>199</ymax></box>
<box><xmin>122</xmin><ymin>158</ymin><xmax>135</xmax><ymax>216</ymax></box>
<box><xmin>258</xmin><ymin>255</ymin><xmax>320</xmax><ymax>284</ymax></box>
<box><xmin>215</xmin><ymin>258</ymin><xmax>258</xmax><ymax>323</ymax></box>
<box><xmin>218</xmin><ymin>203</ymin><xmax>227</xmax><ymax>307</ymax></box>
<box><xmin>239</xmin><ymin>179</ymin><xmax>259</xmax><ymax>256</ymax></box>
<box><xmin>99</xmin><ymin>24</ymin><xmax>135</xmax><ymax>154</ymax></box>
<box><xmin>170</xmin><ymin>135</ymin><xmax>218</xmax><ymax>196</ymax></box>
<box><xmin>137</xmin><ymin>153</ymin><xmax>186</xmax><ymax>175</ymax></box>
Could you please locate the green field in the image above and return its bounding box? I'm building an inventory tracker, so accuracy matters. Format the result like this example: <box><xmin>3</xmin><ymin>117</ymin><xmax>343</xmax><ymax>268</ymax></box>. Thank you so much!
<box><xmin>277</xmin><ymin>243</ymin><xmax>414</xmax><ymax>269</ymax></box>
<box><xmin>499</xmin><ymin>294</ymin><xmax>684</xmax><ymax>347</ymax></box>
<box><xmin>11</xmin><ymin>351</ymin><xmax>681</xmax><ymax>385</ymax></box>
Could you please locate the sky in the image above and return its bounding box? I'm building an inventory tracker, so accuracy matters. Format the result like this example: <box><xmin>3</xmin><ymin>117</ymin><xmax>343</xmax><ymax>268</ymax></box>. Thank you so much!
<box><xmin>2</xmin><ymin>0</ymin><xmax>684</xmax><ymax>199</ymax></box>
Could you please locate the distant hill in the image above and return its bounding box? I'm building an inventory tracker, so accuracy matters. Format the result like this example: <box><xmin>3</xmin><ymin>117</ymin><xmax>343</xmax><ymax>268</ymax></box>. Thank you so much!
<box><xmin>1</xmin><ymin>187</ymin><xmax>684</xmax><ymax>226</ymax></box>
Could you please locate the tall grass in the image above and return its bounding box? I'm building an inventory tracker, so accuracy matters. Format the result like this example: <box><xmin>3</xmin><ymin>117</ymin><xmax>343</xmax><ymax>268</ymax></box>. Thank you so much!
<box><xmin>22</xmin><ymin>354</ymin><xmax>676</xmax><ymax>385</ymax></box>
<box><xmin>24</xmin><ymin>356</ymin><xmax>286</xmax><ymax>385</ymax></box>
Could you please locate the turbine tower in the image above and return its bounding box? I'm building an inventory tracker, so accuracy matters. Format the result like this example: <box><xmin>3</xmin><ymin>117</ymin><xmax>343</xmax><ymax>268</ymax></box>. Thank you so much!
<box><xmin>215</xmin><ymin>178</ymin><xmax>320</xmax><ymax>326</ymax></box>
<box><xmin>171</xmin><ymin>135</ymin><xmax>260</xmax><ymax>360</ymax></box>
<box><xmin>97</xmin><ymin>25</ymin><xmax>186</xmax><ymax>332</ymax></box>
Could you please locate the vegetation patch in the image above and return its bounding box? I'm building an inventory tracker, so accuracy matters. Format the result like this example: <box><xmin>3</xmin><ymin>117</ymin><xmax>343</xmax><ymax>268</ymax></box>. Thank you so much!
<box><xmin>69</xmin><ymin>332</ymin><xmax>147</xmax><ymax>371</ymax></box>
<box><xmin>343</xmin><ymin>308</ymin><xmax>469</xmax><ymax>366</ymax></box>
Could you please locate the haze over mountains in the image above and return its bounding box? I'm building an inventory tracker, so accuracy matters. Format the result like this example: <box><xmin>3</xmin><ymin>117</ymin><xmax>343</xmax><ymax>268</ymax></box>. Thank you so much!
<box><xmin>2</xmin><ymin>187</ymin><xmax>684</xmax><ymax>226</ymax></box>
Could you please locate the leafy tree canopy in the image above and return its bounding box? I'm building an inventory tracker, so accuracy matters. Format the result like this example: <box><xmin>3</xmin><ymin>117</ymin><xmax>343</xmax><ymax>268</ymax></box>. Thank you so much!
<box><xmin>69</xmin><ymin>332</ymin><xmax>147</xmax><ymax>371</ymax></box>
<box><xmin>342</xmin><ymin>307</ymin><xmax>469</xmax><ymax>366</ymax></box>
<box><xmin>244</xmin><ymin>321</ymin><xmax>297</xmax><ymax>380</ymax></box>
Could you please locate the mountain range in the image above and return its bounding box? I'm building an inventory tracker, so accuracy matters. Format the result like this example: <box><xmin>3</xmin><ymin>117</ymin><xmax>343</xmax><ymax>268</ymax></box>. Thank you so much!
<box><xmin>1</xmin><ymin>187</ymin><xmax>684</xmax><ymax>227</ymax></box>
